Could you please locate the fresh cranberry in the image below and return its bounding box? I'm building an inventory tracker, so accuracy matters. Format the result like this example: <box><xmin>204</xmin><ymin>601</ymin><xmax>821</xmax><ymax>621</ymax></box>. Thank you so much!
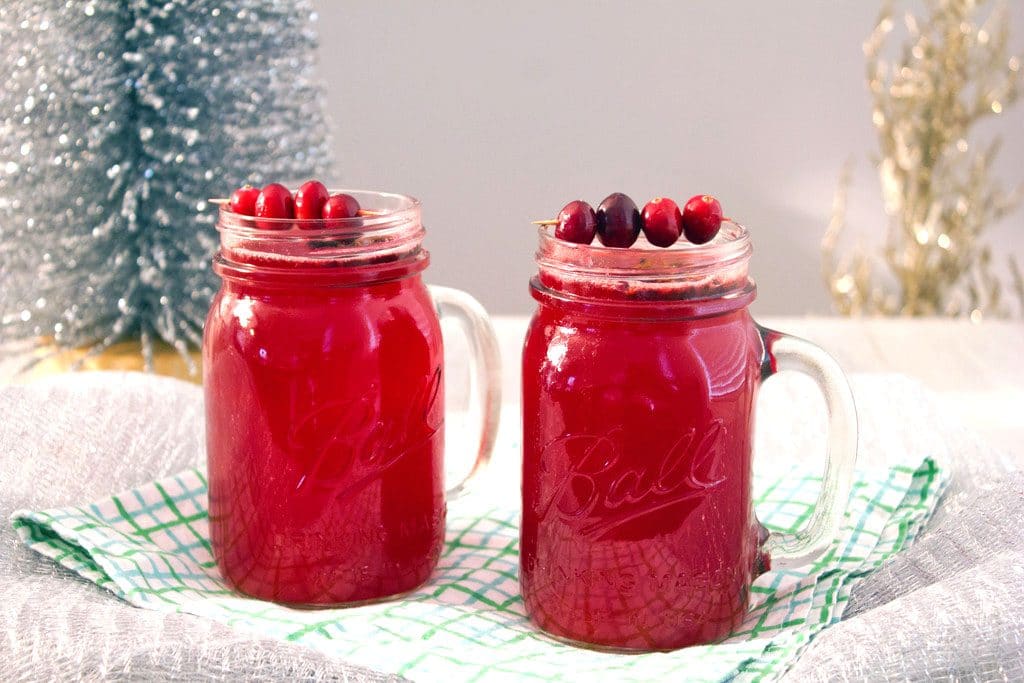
<box><xmin>229</xmin><ymin>185</ymin><xmax>260</xmax><ymax>216</ymax></box>
<box><xmin>681</xmin><ymin>194</ymin><xmax>723</xmax><ymax>244</ymax></box>
<box><xmin>254</xmin><ymin>183</ymin><xmax>294</xmax><ymax>229</ymax></box>
<box><xmin>322</xmin><ymin>193</ymin><xmax>361</xmax><ymax>220</ymax></box>
<box><xmin>555</xmin><ymin>200</ymin><xmax>597</xmax><ymax>244</ymax></box>
<box><xmin>294</xmin><ymin>180</ymin><xmax>330</xmax><ymax>224</ymax></box>
<box><xmin>641</xmin><ymin>197</ymin><xmax>682</xmax><ymax>247</ymax></box>
<box><xmin>596</xmin><ymin>193</ymin><xmax>641</xmax><ymax>248</ymax></box>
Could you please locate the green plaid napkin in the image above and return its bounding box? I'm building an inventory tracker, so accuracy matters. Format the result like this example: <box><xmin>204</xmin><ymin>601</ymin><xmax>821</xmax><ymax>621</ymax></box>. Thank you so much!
<box><xmin>12</xmin><ymin>457</ymin><xmax>945</xmax><ymax>682</ymax></box>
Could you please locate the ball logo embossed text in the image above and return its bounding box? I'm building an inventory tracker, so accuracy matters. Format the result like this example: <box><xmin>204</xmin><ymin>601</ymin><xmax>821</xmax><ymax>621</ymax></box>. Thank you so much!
<box><xmin>537</xmin><ymin>419</ymin><xmax>727</xmax><ymax>539</ymax></box>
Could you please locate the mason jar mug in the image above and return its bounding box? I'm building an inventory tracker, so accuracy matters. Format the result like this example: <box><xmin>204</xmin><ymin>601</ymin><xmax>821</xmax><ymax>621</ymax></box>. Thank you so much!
<box><xmin>204</xmin><ymin>191</ymin><xmax>500</xmax><ymax>605</ymax></box>
<box><xmin>520</xmin><ymin>222</ymin><xmax>857</xmax><ymax>650</ymax></box>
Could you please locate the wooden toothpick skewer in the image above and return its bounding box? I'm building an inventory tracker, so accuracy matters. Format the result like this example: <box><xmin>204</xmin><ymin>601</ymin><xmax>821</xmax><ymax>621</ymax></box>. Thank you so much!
<box><xmin>532</xmin><ymin>219</ymin><xmax>558</xmax><ymax>226</ymax></box>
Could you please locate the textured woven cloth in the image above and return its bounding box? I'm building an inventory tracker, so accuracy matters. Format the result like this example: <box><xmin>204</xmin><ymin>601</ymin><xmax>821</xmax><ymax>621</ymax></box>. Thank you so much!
<box><xmin>11</xmin><ymin>457</ymin><xmax>944</xmax><ymax>681</ymax></box>
<box><xmin>0</xmin><ymin>371</ymin><xmax>1020</xmax><ymax>680</ymax></box>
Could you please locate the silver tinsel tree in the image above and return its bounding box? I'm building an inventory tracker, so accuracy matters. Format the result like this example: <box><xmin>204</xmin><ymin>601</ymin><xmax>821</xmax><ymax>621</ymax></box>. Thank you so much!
<box><xmin>0</xmin><ymin>0</ymin><xmax>331</xmax><ymax>371</ymax></box>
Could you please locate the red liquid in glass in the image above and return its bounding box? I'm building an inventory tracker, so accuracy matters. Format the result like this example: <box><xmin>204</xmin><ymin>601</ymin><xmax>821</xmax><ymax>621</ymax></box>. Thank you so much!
<box><xmin>521</xmin><ymin>274</ymin><xmax>769</xmax><ymax>650</ymax></box>
<box><xmin>204</xmin><ymin>256</ymin><xmax>444</xmax><ymax>605</ymax></box>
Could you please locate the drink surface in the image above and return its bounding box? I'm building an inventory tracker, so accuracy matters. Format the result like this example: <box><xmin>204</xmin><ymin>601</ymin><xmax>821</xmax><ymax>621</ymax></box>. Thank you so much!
<box><xmin>204</xmin><ymin>260</ymin><xmax>444</xmax><ymax>605</ymax></box>
<box><xmin>521</xmin><ymin>261</ymin><xmax>768</xmax><ymax>650</ymax></box>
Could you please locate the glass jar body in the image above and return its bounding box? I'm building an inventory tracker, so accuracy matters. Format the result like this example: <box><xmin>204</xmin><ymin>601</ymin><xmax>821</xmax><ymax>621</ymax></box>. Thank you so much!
<box><xmin>204</xmin><ymin>270</ymin><xmax>445</xmax><ymax>605</ymax></box>
<box><xmin>521</xmin><ymin>283</ymin><xmax>769</xmax><ymax>650</ymax></box>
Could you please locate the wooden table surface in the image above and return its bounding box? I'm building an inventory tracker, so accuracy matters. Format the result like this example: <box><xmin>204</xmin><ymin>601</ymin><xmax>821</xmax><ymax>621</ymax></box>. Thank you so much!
<box><xmin>489</xmin><ymin>316</ymin><xmax>1024</xmax><ymax>461</ymax></box>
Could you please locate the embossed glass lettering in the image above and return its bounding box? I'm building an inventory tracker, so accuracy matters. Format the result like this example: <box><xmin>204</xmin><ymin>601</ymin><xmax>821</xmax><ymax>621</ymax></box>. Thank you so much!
<box><xmin>538</xmin><ymin>419</ymin><xmax>726</xmax><ymax>540</ymax></box>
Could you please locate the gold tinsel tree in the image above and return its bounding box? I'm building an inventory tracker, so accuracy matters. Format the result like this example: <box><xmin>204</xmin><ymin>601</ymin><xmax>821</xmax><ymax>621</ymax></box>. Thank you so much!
<box><xmin>823</xmin><ymin>0</ymin><xmax>1023</xmax><ymax>319</ymax></box>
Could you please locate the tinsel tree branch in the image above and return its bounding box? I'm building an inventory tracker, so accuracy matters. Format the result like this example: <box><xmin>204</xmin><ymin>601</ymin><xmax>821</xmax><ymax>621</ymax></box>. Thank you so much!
<box><xmin>824</xmin><ymin>0</ymin><xmax>1024</xmax><ymax>319</ymax></box>
<box><xmin>0</xmin><ymin>1</ymin><xmax>332</xmax><ymax>370</ymax></box>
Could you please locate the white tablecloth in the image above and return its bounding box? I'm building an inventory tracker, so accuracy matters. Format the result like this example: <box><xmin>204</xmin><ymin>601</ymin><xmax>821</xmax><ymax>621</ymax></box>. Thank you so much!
<box><xmin>2</xmin><ymin>317</ymin><xmax>1022</xmax><ymax>681</ymax></box>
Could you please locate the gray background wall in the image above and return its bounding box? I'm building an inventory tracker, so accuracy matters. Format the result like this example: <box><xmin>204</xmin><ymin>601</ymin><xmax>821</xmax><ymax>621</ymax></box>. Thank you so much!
<box><xmin>310</xmin><ymin>1</ymin><xmax>1023</xmax><ymax>316</ymax></box>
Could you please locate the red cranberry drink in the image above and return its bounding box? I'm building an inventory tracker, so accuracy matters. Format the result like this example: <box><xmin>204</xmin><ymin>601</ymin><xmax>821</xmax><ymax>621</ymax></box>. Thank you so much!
<box><xmin>205</xmin><ymin>186</ymin><xmax>500</xmax><ymax>605</ymax></box>
<box><xmin>521</xmin><ymin>194</ymin><xmax>858</xmax><ymax>650</ymax></box>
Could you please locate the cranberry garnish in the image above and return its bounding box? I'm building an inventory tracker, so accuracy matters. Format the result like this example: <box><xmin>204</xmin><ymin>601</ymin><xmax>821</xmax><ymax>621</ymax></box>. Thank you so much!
<box><xmin>641</xmin><ymin>197</ymin><xmax>682</xmax><ymax>247</ymax></box>
<box><xmin>229</xmin><ymin>185</ymin><xmax>260</xmax><ymax>216</ymax></box>
<box><xmin>254</xmin><ymin>183</ymin><xmax>295</xmax><ymax>229</ymax></box>
<box><xmin>555</xmin><ymin>200</ymin><xmax>597</xmax><ymax>244</ymax></box>
<box><xmin>681</xmin><ymin>194</ymin><xmax>723</xmax><ymax>244</ymax></box>
<box><xmin>294</xmin><ymin>180</ymin><xmax>330</xmax><ymax>224</ymax></box>
<box><xmin>596</xmin><ymin>193</ymin><xmax>641</xmax><ymax>248</ymax></box>
<box><xmin>322</xmin><ymin>193</ymin><xmax>361</xmax><ymax>220</ymax></box>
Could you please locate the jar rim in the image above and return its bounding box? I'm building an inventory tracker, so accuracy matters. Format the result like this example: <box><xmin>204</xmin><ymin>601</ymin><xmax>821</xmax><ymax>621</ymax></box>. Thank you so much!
<box><xmin>533</xmin><ymin>220</ymin><xmax>754</xmax><ymax>312</ymax></box>
<box><xmin>213</xmin><ymin>189</ymin><xmax>428</xmax><ymax>286</ymax></box>
<box><xmin>217</xmin><ymin>188</ymin><xmax>422</xmax><ymax>238</ymax></box>
<box><xmin>535</xmin><ymin>220</ymin><xmax>751</xmax><ymax>277</ymax></box>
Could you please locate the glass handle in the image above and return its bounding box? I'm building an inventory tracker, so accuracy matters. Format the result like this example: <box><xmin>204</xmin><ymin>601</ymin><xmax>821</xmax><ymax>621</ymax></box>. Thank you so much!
<box><xmin>758</xmin><ymin>326</ymin><xmax>858</xmax><ymax>570</ymax></box>
<box><xmin>429</xmin><ymin>285</ymin><xmax>502</xmax><ymax>500</ymax></box>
